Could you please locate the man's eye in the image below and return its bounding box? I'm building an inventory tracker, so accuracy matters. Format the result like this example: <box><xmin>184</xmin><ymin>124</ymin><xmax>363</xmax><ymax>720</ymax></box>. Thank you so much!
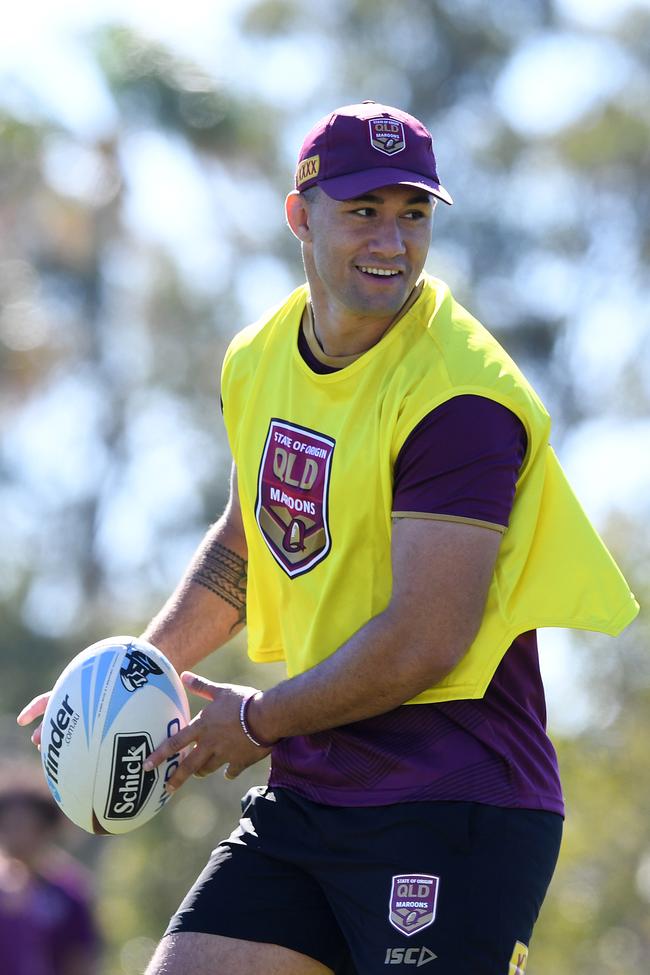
<box><xmin>404</xmin><ymin>210</ymin><xmax>426</xmax><ymax>220</ymax></box>
<box><xmin>352</xmin><ymin>207</ymin><xmax>374</xmax><ymax>217</ymax></box>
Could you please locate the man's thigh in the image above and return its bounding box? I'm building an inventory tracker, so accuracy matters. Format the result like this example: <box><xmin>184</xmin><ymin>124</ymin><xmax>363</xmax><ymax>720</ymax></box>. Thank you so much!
<box><xmin>145</xmin><ymin>932</ymin><xmax>334</xmax><ymax>975</ymax></box>
<box><xmin>161</xmin><ymin>788</ymin><xmax>356</xmax><ymax>973</ymax></box>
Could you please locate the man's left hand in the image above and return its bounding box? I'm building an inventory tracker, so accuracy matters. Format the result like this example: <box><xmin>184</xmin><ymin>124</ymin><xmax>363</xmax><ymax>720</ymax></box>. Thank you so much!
<box><xmin>144</xmin><ymin>673</ymin><xmax>271</xmax><ymax>792</ymax></box>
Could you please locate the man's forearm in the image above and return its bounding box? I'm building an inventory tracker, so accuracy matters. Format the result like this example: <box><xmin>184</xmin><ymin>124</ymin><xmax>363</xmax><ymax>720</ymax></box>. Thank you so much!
<box><xmin>141</xmin><ymin>514</ymin><xmax>248</xmax><ymax>674</ymax></box>
<box><xmin>246</xmin><ymin>518</ymin><xmax>498</xmax><ymax>744</ymax></box>
<box><xmin>143</xmin><ymin>602</ymin><xmax>454</xmax><ymax>790</ymax></box>
<box><xmin>247</xmin><ymin>602</ymin><xmax>471</xmax><ymax>744</ymax></box>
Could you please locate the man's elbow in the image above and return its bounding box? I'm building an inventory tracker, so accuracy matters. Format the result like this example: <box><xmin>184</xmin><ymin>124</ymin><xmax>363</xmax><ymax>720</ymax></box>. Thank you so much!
<box><xmin>420</xmin><ymin>635</ymin><xmax>472</xmax><ymax>687</ymax></box>
<box><xmin>387</xmin><ymin>606</ymin><xmax>480</xmax><ymax>689</ymax></box>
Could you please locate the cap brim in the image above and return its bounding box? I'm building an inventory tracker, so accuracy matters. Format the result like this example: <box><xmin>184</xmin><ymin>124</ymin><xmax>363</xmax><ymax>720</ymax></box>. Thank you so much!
<box><xmin>317</xmin><ymin>168</ymin><xmax>453</xmax><ymax>206</ymax></box>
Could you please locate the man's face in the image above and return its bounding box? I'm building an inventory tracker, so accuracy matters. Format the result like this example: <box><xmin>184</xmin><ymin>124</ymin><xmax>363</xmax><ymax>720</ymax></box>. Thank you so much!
<box><xmin>302</xmin><ymin>184</ymin><xmax>435</xmax><ymax>321</ymax></box>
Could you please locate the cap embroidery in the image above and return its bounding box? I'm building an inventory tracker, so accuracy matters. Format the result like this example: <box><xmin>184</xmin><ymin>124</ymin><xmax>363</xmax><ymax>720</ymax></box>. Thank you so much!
<box><xmin>296</xmin><ymin>154</ymin><xmax>320</xmax><ymax>186</ymax></box>
<box><xmin>368</xmin><ymin>117</ymin><xmax>406</xmax><ymax>156</ymax></box>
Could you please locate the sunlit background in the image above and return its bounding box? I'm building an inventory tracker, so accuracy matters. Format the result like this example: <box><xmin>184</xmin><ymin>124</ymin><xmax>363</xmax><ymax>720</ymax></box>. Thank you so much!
<box><xmin>1</xmin><ymin>1</ymin><xmax>648</xmax><ymax>972</ymax></box>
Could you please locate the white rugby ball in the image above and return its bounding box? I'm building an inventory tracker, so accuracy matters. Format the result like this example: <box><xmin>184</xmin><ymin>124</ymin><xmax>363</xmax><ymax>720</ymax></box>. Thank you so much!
<box><xmin>41</xmin><ymin>637</ymin><xmax>190</xmax><ymax>835</ymax></box>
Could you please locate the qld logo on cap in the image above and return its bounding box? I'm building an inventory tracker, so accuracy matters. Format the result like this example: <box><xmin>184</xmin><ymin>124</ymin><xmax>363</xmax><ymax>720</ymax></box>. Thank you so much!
<box><xmin>369</xmin><ymin>117</ymin><xmax>405</xmax><ymax>155</ymax></box>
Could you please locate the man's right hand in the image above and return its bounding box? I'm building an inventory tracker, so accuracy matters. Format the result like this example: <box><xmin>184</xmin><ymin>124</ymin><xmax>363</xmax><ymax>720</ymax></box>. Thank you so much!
<box><xmin>17</xmin><ymin>693</ymin><xmax>51</xmax><ymax>747</ymax></box>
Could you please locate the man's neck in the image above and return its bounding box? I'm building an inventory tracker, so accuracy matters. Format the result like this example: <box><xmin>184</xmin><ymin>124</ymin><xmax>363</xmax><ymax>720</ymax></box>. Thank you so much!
<box><xmin>307</xmin><ymin>282</ymin><xmax>424</xmax><ymax>358</ymax></box>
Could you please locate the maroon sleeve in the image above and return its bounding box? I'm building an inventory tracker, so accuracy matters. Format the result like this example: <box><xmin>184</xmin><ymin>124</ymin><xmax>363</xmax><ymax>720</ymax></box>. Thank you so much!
<box><xmin>392</xmin><ymin>395</ymin><xmax>527</xmax><ymax>529</ymax></box>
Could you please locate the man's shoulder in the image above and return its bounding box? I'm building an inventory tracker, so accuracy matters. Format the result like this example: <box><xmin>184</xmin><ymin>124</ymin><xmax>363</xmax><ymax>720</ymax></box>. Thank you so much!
<box><xmin>416</xmin><ymin>274</ymin><xmax>500</xmax><ymax>352</ymax></box>
<box><xmin>393</xmin><ymin>275</ymin><xmax>549</xmax><ymax>439</ymax></box>
<box><xmin>414</xmin><ymin>274</ymin><xmax>533</xmax><ymax>393</ymax></box>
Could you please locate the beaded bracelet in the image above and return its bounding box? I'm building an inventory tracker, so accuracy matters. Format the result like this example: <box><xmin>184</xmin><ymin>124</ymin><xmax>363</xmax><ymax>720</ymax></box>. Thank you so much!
<box><xmin>239</xmin><ymin>692</ymin><xmax>277</xmax><ymax>749</ymax></box>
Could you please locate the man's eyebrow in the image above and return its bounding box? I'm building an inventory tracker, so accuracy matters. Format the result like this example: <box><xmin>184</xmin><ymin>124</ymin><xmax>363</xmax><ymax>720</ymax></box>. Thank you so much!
<box><xmin>404</xmin><ymin>193</ymin><xmax>433</xmax><ymax>205</ymax></box>
<box><xmin>344</xmin><ymin>192</ymin><xmax>433</xmax><ymax>205</ymax></box>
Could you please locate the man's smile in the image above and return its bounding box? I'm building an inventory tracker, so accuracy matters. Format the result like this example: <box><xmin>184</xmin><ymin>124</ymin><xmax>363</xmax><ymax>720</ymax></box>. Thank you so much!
<box><xmin>355</xmin><ymin>265</ymin><xmax>403</xmax><ymax>278</ymax></box>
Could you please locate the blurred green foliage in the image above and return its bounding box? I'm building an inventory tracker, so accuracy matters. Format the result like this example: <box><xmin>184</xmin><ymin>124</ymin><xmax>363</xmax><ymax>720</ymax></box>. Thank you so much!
<box><xmin>0</xmin><ymin>1</ymin><xmax>647</xmax><ymax>973</ymax></box>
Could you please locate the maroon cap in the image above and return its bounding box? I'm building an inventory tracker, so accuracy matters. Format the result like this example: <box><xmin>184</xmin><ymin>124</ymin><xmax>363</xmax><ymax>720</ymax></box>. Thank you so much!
<box><xmin>295</xmin><ymin>101</ymin><xmax>453</xmax><ymax>205</ymax></box>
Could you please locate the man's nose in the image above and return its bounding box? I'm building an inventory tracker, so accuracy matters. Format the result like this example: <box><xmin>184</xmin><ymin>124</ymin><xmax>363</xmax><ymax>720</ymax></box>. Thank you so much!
<box><xmin>368</xmin><ymin>219</ymin><xmax>406</xmax><ymax>258</ymax></box>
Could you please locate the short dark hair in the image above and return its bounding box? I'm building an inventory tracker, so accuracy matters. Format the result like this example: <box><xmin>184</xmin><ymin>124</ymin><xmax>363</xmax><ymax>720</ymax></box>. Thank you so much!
<box><xmin>300</xmin><ymin>186</ymin><xmax>320</xmax><ymax>205</ymax></box>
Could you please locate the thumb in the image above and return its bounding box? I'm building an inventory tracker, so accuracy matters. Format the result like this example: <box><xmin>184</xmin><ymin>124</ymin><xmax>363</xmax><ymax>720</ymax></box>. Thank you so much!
<box><xmin>181</xmin><ymin>671</ymin><xmax>219</xmax><ymax>701</ymax></box>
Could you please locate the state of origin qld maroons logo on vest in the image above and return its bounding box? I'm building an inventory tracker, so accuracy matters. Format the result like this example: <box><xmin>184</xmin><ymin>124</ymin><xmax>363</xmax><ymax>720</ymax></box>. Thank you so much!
<box><xmin>256</xmin><ymin>419</ymin><xmax>335</xmax><ymax>578</ymax></box>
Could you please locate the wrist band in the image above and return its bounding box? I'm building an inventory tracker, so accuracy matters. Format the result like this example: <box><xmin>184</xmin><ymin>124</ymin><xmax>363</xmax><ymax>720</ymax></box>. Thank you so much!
<box><xmin>239</xmin><ymin>692</ymin><xmax>277</xmax><ymax>748</ymax></box>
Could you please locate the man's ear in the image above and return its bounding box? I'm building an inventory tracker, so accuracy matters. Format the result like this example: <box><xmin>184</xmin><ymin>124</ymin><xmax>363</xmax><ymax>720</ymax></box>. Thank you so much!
<box><xmin>285</xmin><ymin>191</ymin><xmax>312</xmax><ymax>242</ymax></box>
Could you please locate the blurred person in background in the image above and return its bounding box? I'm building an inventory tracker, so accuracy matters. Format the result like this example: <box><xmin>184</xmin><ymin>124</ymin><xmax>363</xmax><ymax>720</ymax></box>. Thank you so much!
<box><xmin>0</xmin><ymin>761</ymin><xmax>101</xmax><ymax>975</ymax></box>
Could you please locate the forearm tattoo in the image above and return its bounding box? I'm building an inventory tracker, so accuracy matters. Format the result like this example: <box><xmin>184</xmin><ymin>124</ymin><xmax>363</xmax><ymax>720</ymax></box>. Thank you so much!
<box><xmin>192</xmin><ymin>543</ymin><xmax>247</xmax><ymax>631</ymax></box>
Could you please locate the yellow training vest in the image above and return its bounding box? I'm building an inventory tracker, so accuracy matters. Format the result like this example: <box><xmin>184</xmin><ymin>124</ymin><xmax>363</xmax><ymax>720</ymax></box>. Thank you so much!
<box><xmin>221</xmin><ymin>275</ymin><xmax>639</xmax><ymax>703</ymax></box>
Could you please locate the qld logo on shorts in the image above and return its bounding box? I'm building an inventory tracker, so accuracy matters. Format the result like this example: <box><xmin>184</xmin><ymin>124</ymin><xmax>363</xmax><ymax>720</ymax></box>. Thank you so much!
<box><xmin>389</xmin><ymin>874</ymin><xmax>439</xmax><ymax>937</ymax></box>
<box><xmin>369</xmin><ymin>117</ymin><xmax>406</xmax><ymax>155</ymax></box>
<box><xmin>256</xmin><ymin>419</ymin><xmax>335</xmax><ymax>578</ymax></box>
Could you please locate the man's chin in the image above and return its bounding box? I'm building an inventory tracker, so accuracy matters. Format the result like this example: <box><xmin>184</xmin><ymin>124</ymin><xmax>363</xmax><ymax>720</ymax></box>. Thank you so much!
<box><xmin>351</xmin><ymin>292</ymin><xmax>410</xmax><ymax>321</ymax></box>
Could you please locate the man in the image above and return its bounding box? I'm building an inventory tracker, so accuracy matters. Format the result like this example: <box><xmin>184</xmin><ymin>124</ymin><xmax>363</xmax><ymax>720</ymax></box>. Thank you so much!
<box><xmin>20</xmin><ymin>102</ymin><xmax>638</xmax><ymax>974</ymax></box>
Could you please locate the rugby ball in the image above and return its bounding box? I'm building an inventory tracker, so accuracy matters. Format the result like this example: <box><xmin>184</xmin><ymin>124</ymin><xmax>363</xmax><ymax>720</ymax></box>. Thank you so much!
<box><xmin>40</xmin><ymin>636</ymin><xmax>190</xmax><ymax>835</ymax></box>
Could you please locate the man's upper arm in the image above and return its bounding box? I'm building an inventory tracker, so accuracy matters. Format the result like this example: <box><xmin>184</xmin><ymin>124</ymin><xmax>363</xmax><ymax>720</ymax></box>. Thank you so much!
<box><xmin>223</xmin><ymin>462</ymin><xmax>247</xmax><ymax>556</ymax></box>
<box><xmin>388</xmin><ymin>516</ymin><xmax>502</xmax><ymax>678</ymax></box>
<box><xmin>387</xmin><ymin>395</ymin><xmax>525</xmax><ymax>677</ymax></box>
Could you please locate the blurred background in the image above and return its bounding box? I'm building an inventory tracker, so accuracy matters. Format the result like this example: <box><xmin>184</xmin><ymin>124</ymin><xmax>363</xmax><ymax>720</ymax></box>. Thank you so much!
<box><xmin>0</xmin><ymin>0</ymin><xmax>648</xmax><ymax>972</ymax></box>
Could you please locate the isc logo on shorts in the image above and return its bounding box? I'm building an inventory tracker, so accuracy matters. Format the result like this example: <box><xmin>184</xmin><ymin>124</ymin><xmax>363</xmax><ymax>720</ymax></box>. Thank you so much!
<box><xmin>385</xmin><ymin>946</ymin><xmax>437</xmax><ymax>966</ymax></box>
